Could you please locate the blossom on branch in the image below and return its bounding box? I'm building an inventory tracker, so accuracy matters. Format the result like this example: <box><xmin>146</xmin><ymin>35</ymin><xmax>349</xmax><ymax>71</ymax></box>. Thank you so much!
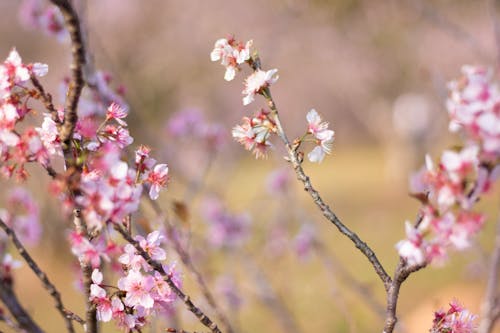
<box><xmin>306</xmin><ymin>109</ymin><xmax>335</xmax><ymax>163</ymax></box>
<box><xmin>242</xmin><ymin>69</ymin><xmax>279</xmax><ymax>105</ymax></box>
<box><xmin>210</xmin><ymin>36</ymin><xmax>252</xmax><ymax>81</ymax></box>
<box><xmin>232</xmin><ymin>108</ymin><xmax>276</xmax><ymax>158</ymax></box>
<box><xmin>430</xmin><ymin>300</ymin><xmax>477</xmax><ymax>333</ymax></box>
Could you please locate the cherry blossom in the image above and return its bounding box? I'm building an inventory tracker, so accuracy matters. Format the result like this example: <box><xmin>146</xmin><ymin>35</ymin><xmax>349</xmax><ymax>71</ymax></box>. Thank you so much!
<box><xmin>306</xmin><ymin>109</ymin><xmax>335</xmax><ymax>163</ymax></box>
<box><xmin>242</xmin><ymin>69</ymin><xmax>279</xmax><ymax>105</ymax></box>
<box><xmin>144</xmin><ymin>163</ymin><xmax>169</xmax><ymax>200</ymax></box>
<box><xmin>430</xmin><ymin>300</ymin><xmax>477</xmax><ymax>333</ymax></box>
<box><xmin>232</xmin><ymin>109</ymin><xmax>276</xmax><ymax>158</ymax></box>
<box><xmin>210</xmin><ymin>37</ymin><xmax>252</xmax><ymax>81</ymax></box>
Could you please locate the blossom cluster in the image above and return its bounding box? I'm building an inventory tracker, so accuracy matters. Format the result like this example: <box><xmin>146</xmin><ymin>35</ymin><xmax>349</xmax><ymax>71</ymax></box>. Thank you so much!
<box><xmin>212</xmin><ymin>36</ymin><xmax>334</xmax><ymax>163</ymax></box>
<box><xmin>430</xmin><ymin>300</ymin><xmax>477</xmax><ymax>333</ymax></box>
<box><xmin>232</xmin><ymin>108</ymin><xmax>277</xmax><ymax>158</ymax></box>
<box><xmin>89</xmin><ymin>231</ymin><xmax>181</xmax><ymax>330</ymax></box>
<box><xmin>0</xmin><ymin>188</ymin><xmax>41</xmax><ymax>247</ymax></box>
<box><xmin>396</xmin><ymin>66</ymin><xmax>500</xmax><ymax>266</ymax></box>
<box><xmin>210</xmin><ymin>36</ymin><xmax>252</xmax><ymax>81</ymax></box>
<box><xmin>447</xmin><ymin>66</ymin><xmax>500</xmax><ymax>161</ymax></box>
<box><xmin>0</xmin><ymin>49</ymin><xmax>51</xmax><ymax>180</ymax></box>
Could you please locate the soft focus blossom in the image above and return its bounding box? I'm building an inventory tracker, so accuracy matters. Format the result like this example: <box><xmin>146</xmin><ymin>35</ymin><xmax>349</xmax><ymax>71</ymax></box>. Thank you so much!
<box><xmin>200</xmin><ymin>196</ymin><xmax>251</xmax><ymax>249</ymax></box>
<box><xmin>430</xmin><ymin>300</ymin><xmax>477</xmax><ymax>333</ymax></box>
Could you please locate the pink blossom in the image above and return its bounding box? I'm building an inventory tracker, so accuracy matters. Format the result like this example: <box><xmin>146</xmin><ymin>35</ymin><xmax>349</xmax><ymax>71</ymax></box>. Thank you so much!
<box><xmin>396</xmin><ymin>221</ymin><xmax>425</xmax><ymax>266</ymax></box>
<box><xmin>430</xmin><ymin>300</ymin><xmax>477</xmax><ymax>333</ymax></box>
<box><xmin>105</xmin><ymin>102</ymin><xmax>128</xmax><ymax>126</ymax></box>
<box><xmin>242</xmin><ymin>69</ymin><xmax>278</xmax><ymax>105</ymax></box>
<box><xmin>232</xmin><ymin>109</ymin><xmax>276</xmax><ymax>158</ymax></box>
<box><xmin>211</xmin><ymin>37</ymin><xmax>252</xmax><ymax>81</ymax></box>
<box><xmin>136</xmin><ymin>231</ymin><xmax>166</xmax><ymax>261</ymax></box>
<box><xmin>306</xmin><ymin>109</ymin><xmax>335</xmax><ymax>163</ymax></box>
<box><xmin>36</xmin><ymin>114</ymin><xmax>61</xmax><ymax>156</ymax></box>
<box><xmin>145</xmin><ymin>164</ymin><xmax>169</xmax><ymax>200</ymax></box>
<box><xmin>117</xmin><ymin>270</ymin><xmax>155</xmax><ymax>309</ymax></box>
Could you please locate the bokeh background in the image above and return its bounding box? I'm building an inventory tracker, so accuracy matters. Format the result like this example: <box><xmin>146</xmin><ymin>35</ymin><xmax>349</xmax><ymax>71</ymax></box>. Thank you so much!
<box><xmin>0</xmin><ymin>0</ymin><xmax>499</xmax><ymax>332</ymax></box>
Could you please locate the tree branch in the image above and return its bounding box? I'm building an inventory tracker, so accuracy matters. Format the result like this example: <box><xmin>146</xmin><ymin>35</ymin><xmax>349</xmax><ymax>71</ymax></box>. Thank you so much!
<box><xmin>113</xmin><ymin>223</ymin><xmax>223</xmax><ymax>333</ymax></box>
<box><xmin>253</xmin><ymin>78</ymin><xmax>391</xmax><ymax>290</ymax></box>
<box><xmin>0</xmin><ymin>218</ymin><xmax>83</xmax><ymax>332</ymax></box>
<box><xmin>48</xmin><ymin>0</ymin><xmax>86</xmax><ymax>163</ymax></box>
<box><xmin>0</xmin><ymin>282</ymin><xmax>44</xmax><ymax>333</ymax></box>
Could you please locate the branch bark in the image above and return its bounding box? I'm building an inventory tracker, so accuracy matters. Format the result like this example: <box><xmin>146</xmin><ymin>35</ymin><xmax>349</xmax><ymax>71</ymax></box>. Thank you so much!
<box><xmin>0</xmin><ymin>218</ymin><xmax>83</xmax><ymax>332</ymax></box>
<box><xmin>48</xmin><ymin>0</ymin><xmax>86</xmax><ymax>164</ymax></box>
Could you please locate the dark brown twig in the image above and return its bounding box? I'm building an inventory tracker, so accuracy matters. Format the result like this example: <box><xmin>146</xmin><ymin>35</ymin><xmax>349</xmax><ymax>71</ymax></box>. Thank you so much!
<box><xmin>252</xmin><ymin>75</ymin><xmax>391</xmax><ymax>290</ymax></box>
<box><xmin>0</xmin><ymin>218</ymin><xmax>83</xmax><ymax>332</ymax></box>
<box><xmin>0</xmin><ymin>282</ymin><xmax>44</xmax><ymax>333</ymax></box>
<box><xmin>48</xmin><ymin>0</ymin><xmax>86</xmax><ymax>163</ymax></box>
<box><xmin>30</xmin><ymin>75</ymin><xmax>59</xmax><ymax>124</ymax></box>
<box><xmin>114</xmin><ymin>224</ymin><xmax>223</xmax><ymax>333</ymax></box>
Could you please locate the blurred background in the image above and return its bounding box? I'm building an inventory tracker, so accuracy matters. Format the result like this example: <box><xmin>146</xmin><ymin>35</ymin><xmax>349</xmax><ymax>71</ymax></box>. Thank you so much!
<box><xmin>0</xmin><ymin>0</ymin><xmax>499</xmax><ymax>332</ymax></box>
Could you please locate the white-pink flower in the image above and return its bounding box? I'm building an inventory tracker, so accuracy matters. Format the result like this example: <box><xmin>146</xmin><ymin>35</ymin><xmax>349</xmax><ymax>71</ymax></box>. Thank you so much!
<box><xmin>242</xmin><ymin>69</ymin><xmax>278</xmax><ymax>105</ymax></box>
<box><xmin>117</xmin><ymin>270</ymin><xmax>155</xmax><ymax>309</ymax></box>
<box><xmin>36</xmin><ymin>114</ymin><xmax>61</xmax><ymax>156</ymax></box>
<box><xmin>106</xmin><ymin>102</ymin><xmax>128</xmax><ymax>126</ymax></box>
<box><xmin>145</xmin><ymin>164</ymin><xmax>169</xmax><ymax>200</ymax></box>
<box><xmin>306</xmin><ymin>109</ymin><xmax>335</xmax><ymax>163</ymax></box>
<box><xmin>211</xmin><ymin>37</ymin><xmax>252</xmax><ymax>81</ymax></box>
<box><xmin>136</xmin><ymin>231</ymin><xmax>166</xmax><ymax>261</ymax></box>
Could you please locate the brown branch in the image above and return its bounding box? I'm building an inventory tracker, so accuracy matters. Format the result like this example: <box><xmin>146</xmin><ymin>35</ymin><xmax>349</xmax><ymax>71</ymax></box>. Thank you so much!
<box><xmin>30</xmin><ymin>75</ymin><xmax>59</xmax><ymax>124</ymax></box>
<box><xmin>0</xmin><ymin>282</ymin><xmax>44</xmax><ymax>333</ymax></box>
<box><xmin>254</xmin><ymin>80</ymin><xmax>391</xmax><ymax>290</ymax></box>
<box><xmin>383</xmin><ymin>260</ymin><xmax>426</xmax><ymax>333</ymax></box>
<box><xmin>148</xmin><ymin>199</ymin><xmax>235</xmax><ymax>333</ymax></box>
<box><xmin>0</xmin><ymin>218</ymin><xmax>83</xmax><ymax>332</ymax></box>
<box><xmin>479</xmin><ymin>212</ymin><xmax>500</xmax><ymax>333</ymax></box>
<box><xmin>165</xmin><ymin>329</ymin><xmax>208</xmax><ymax>333</ymax></box>
<box><xmin>71</xmin><ymin>210</ymin><xmax>97</xmax><ymax>333</ymax></box>
<box><xmin>0</xmin><ymin>309</ymin><xmax>25</xmax><ymax>332</ymax></box>
<box><xmin>113</xmin><ymin>224</ymin><xmax>223</xmax><ymax>333</ymax></box>
<box><xmin>48</xmin><ymin>0</ymin><xmax>86</xmax><ymax>163</ymax></box>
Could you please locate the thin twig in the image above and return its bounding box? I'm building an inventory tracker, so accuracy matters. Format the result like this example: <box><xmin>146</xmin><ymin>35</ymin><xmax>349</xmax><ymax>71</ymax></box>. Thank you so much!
<box><xmin>114</xmin><ymin>224</ymin><xmax>223</xmax><ymax>333</ymax></box>
<box><xmin>30</xmin><ymin>75</ymin><xmax>59</xmax><ymax>124</ymax></box>
<box><xmin>249</xmin><ymin>69</ymin><xmax>391</xmax><ymax>290</ymax></box>
<box><xmin>479</xmin><ymin>211</ymin><xmax>500</xmax><ymax>333</ymax></box>
<box><xmin>0</xmin><ymin>282</ymin><xmax>44</xmax><ymax>333</ymax></box>
<box><xmin>0</xmin><ymin>218</ymin><xmax>83</xmax><ymax>332</ymax></box>
<box><xmin>48</xmin><ymin>0</ymin><xmax>86</xmax><ymax>163</ymax></box>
